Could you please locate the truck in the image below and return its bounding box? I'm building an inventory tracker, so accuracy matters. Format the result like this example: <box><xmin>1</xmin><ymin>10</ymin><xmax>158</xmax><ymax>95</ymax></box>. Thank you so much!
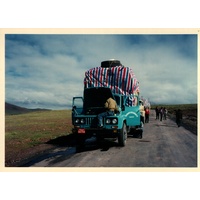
<box><xmin>72</xmin><ymin>59</ymin><xmax>144</xmax><ymax>150</ymax></box>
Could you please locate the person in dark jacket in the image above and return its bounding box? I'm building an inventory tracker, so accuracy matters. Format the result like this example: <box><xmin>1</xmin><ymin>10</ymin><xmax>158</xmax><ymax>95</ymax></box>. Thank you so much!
<box><xmin>175</xmin><ymin>109</ymin><xmax>182</xmax><ymax>127</ymax></box>
<box><xmin>155</xmin><ymin>106</ymin><xmax>159</xmax><ymax>119</ymax></box>
<box><xmin>159</xmin><ymin>107</ymin><xmax>163</xmax><ymax>121</ymax></box>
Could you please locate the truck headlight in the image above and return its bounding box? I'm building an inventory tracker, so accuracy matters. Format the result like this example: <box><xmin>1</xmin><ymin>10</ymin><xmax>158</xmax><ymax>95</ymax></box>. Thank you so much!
<box><xmin>75</xmin><ymin>118</ymin><xmax>85</xmax><ymax>124</ymax></box>
<box><xmin>75</xmin><ymin>118</ymin><xmax>80</xmax><ymax>124</ymax></box>
<box><xmin>80</xmin><ymin>118</ymin><xmax>85</xmax><ymax>124</ymax></box>
<box><xmin>112</xmin><ymin>119</ymin><xmax>118</xmax><ymax>124</ymax></box>
<box><xmin>106</xmin><ymin>118</ymin><xmax>118</xmax><ymax>124</ymax></box>
<box><xmin>106</xmin><ymin>119</ymin><xmax>111</xmax><ymax>124</ymax></box>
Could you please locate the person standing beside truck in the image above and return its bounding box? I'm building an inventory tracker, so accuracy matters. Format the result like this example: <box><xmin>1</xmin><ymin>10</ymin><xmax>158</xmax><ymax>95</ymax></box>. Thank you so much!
<box><xmin>97</xmin><ymin>97</ymin><xmax>119</xmax><ymax>128</ymax></box>
<box><xmin>145</xmin><ymin>107</ymin><xmax>150</xmax><ymax>123</ymax></box>
<box><xmin>139</xmin><ymin>100</ymin><xmax>145</xmax><ymax>124</ymax></box>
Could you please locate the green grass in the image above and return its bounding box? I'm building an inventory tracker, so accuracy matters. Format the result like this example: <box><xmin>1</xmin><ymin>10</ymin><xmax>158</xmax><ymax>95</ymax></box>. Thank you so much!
<box><xmin>5</xmin><ymin>110</ymin><xmax>73</xmax><ymax>165</ymax></box>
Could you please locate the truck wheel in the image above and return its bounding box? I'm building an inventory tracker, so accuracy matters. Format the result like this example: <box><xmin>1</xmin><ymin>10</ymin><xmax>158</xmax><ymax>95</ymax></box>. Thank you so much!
<box><xmin>76</xmin><ymin>135</ymin><xmax>85</xmax><ymax>152</ymax></box>
<box><xmin>96</xmin><ymin>136</ymin><xmax>103</xmax><ymax>146</ymax></box>
<box><xmin>138</xmin><ymin>121</ymin><xmax>144</xmax><ymax>139</ymax></box>
<box><xmin>138</xmin><ymin>131</ymin><xmax>143</xmax><ymax>139</ymax></box>
<box><xmin>118</xmin><ymin>123</ymin><xmax>127</xmax><ymax>146</ymax></box>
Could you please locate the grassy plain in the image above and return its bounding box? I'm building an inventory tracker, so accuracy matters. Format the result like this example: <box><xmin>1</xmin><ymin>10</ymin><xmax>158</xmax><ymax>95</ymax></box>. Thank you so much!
<box><xmin>5</xmin><ymin>110</ymin><xmax>73</xmax><ymax>166</ymax></box>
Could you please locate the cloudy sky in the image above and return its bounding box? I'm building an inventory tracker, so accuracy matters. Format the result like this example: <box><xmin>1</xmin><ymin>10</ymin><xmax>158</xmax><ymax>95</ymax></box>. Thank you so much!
<box><xmin>5</xmin><ymin>33</ymin><xmax>197</xmax><ymax>110</ymax></box>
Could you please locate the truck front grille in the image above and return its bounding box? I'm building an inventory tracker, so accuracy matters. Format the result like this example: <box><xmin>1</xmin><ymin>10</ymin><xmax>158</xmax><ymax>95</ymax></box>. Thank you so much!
<box><xmin>86</xmin><ymin>117</ymin><xmax>98</xmax><ymax>127</ymax></box>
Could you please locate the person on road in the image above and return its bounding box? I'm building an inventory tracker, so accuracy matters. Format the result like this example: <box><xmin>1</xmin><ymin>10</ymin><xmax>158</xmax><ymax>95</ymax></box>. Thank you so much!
<box><xmin>175</xmin><ymin>109</ymin><xmax>182</xmax><ymax>127</ymax></box>
<box><xmin>139</xmin><ymin>100</ymin><xmax>145</xmax><ymax>124</ymax></box>
<box><xmin>97</xmin><ymin>97</ymin><xmax>119</xmax><ymax>128</ymax></box>
<box><xmin>155</xmin><ymin>106</ymin><xmax>159</xmax><ymax>119</ymax></box>
<box><xmin>163</xmin><ymin>107</ymin><xmax>167</xmax><ymax>120</ymax></box>
<box><xmin>145</xmin><ymin>107</ymin><xmax>150</xmax><ymax>123</ymax></box>
<box><xmin>160</xmin><ymin>107</ymin><xmax>163</xmax><ymax>121</ymax></box>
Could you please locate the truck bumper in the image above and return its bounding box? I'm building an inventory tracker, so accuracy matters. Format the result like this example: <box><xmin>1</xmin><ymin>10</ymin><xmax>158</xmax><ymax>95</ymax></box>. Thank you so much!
<box><xmin>72</xmin><ymin>127</ymin><xmax>119</xmax><ymax>139</ymax></box>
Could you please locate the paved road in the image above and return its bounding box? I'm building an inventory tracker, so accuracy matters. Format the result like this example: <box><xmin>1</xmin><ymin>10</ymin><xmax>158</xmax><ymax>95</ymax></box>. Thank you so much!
<box><xmin>26</xmin><ymin>111</ymin><xmax>197</xmax><ymax>167</ymax></box>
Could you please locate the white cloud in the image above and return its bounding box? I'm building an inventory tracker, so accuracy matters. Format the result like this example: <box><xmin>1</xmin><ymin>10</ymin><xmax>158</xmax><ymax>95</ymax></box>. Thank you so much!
<box><xmin>5</xmin><ymin>34</ymin><xmax>197</xmax><ymax>109</ymax></box>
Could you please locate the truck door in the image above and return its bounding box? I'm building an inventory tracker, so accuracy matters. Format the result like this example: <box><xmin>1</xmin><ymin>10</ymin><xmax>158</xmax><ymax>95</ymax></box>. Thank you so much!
<box><xmin>124</xmin><ymin>96</ymin><xmax>140</xmax><ymax>126</ymax></box>
<box><xmin>72</xmin><ymin>97</ymin><xmax>84</xmax><ymax>125</ymax></box>
<box><xmin>72</xmin><ymin>97</ymin><xmax>83</xmax><ymax>115</ymax></box>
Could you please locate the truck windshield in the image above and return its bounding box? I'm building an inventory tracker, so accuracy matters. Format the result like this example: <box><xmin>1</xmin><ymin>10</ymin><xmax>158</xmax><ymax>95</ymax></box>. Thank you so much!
<box><xmin>73</xmin><ymin>97</ymin><xmax>83</xmax><ymax>108</ymax></box>
<box><xmin>125</xmin><ymin>95</ymin><xmax>138</xmax><ymax>106</ymax></box>
<box><xmin>84</xmin><ymin>94</ymin><xmax>107</xmax><ymax>108</ymax></box>
<box><xmin>113</xmin><ymin>95</ymin><xmax>120</xmax><ymax>106</ymax></box>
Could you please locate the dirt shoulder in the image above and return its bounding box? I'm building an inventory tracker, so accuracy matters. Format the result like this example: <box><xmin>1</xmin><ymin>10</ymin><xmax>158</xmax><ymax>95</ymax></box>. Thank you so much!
<box><xmin>5</xmin><ymin>133</ymin><xmax>76</xmax><ymax>167</ymax></box>
<box><xmin>5</xmin><ymin>143</ymin><xmax>55</xmax><ymax>167</ymax></box>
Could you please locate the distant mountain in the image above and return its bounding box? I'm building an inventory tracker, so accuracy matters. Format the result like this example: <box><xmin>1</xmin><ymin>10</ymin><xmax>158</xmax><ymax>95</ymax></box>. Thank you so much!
<box><xmin>5</xmin><ymin>102</ymin><xmax>51</xmax><ymax>115</ymax></box>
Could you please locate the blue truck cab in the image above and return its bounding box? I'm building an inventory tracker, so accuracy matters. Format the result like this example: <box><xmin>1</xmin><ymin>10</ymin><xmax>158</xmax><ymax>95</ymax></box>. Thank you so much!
<box><xmin>72</xmin><ymin>87</ymin><xmax>143</xmax><ymax>148</ymax></box>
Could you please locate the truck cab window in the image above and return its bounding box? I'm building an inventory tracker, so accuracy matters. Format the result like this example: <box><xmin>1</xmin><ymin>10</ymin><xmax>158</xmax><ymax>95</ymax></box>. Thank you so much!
<box><xmin>125</xmin><ymin>96</ymin><xmax>137</xmax><ymax>107</ymax></box>
<box><xmin>73</xmin><ymin>97</ymin><xmax>83</xmax><ymax>108</ymax></box>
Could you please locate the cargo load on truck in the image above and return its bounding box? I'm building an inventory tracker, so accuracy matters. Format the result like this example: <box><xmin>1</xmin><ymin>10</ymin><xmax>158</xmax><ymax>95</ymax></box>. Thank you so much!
<box><xmin>141</xmin><ymin>97</ymin><xmax>151</xmax><ymax>109</ymax></box>
<box><xmin>84</xmin><ymin>60</ymin><xmax>139</xmax><ymax>106</ymax></box>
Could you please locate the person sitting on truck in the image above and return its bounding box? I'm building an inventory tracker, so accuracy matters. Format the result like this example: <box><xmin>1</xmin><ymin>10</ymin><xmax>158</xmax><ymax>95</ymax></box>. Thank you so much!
<box><xmin>97</xmin><ymin>97</ymin><xmax>119</xmax><ymax>128</ymax></box>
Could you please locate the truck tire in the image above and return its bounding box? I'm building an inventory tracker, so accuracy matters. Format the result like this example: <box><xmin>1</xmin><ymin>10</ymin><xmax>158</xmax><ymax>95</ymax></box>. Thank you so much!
<box><xmin>76</xmin><ymin>135</ymin><xmax>85</xmax><ymax>152</ymax></box>
<box><xmin>96</xmin><ymin>136</ymin><xmax>103</xmax><ymax>146</ymax></box>
<box><xmin>118</xmin><ymin>123</ymin><xmax>127</xmax><ymax>146</ymax></box>
<box><xmin>101</xmin><ymin>60</ymin><xmax>122</xmax><ymax>68</ymax></box>
<box><xmin>138</xmin><ymin>121</ymin><xmax>144</xmax><ymax>139</ymax></box>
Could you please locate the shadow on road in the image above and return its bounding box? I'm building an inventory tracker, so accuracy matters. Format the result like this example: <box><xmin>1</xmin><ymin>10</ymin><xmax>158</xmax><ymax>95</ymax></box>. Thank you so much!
<box><xmin>46</xmin><ymin>133</ymin><xmax>76</xmax><ymax>147</ymax></box>
<box><xmin>46</xmin><ymin>133</ymin><xmax>120</xmax><ymax>153</ymax></box>
<box><xmin>21</xmin><ymin>138</ymin><xmax>119</xmax><ymax>166</ymax></box>
<box><xmin>98</xmin><ymin>138</ymin><xmax>120</xmax><ymax>151</ymax></box>
<box><xmin>76</xmin><ymin>137</ymin><xmax>121</xmax><ymax>153</ymax></box>
<box><xmin>155</xmin><ymin>124</ymin><xmax>178</xmax><ymax>128</ymax></box>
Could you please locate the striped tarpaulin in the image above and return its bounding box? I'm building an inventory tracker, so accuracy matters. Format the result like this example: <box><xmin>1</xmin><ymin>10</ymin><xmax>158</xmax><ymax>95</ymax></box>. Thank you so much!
<box><xmin>84</xmin><ymin>66</ymin><xmax>139</xmax><ymax>106</ymax></box>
